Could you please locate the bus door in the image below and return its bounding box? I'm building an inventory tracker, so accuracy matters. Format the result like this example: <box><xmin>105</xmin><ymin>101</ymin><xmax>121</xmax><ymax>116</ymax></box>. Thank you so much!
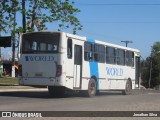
<box><xmin>135</xmin><ymin>56</ymin><xmax>140</xmax><ymax>88</ymax></box>
<box><xmin>73</xmin><ymin>45</ymin><xmax>82</xmax><ymax>89</ymax></box>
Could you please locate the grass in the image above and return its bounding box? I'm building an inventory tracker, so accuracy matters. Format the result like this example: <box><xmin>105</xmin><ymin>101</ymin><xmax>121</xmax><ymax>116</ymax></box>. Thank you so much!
<box><xmin>0</xmin><ymin>86</ymin><xmax>35</xmax><ymax>89</ymax></box>
<box><xmin>0</xmin><ymin>77</ymin><xmax>19</xmax><ymax>85</ymax></box>
<box><xmin>0</xmin><ymin>77</ymin><xmax>46</xmax><ymax>89</ymax></box>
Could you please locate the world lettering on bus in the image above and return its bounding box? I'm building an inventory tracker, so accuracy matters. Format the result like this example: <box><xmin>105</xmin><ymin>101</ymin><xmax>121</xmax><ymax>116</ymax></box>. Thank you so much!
<box><xmin>25</xmin><ymin>56</ymin><xmax>54</xmax><ymax>62</ymax></box>
<box><xmin>106</xmin><ymin>67</ymin><xmax>123</xmax><ymax>76</ymax></box>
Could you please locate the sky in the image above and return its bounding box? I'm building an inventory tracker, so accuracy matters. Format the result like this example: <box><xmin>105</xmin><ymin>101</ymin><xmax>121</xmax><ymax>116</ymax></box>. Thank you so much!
<box><xmin>2</xmin><ymin>0</ymin><xmax>160</xmax><ymax>60</ymax></box>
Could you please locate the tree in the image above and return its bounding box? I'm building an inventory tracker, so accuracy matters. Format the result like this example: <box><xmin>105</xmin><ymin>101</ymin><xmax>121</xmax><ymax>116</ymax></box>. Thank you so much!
<box><xmin>0</xmin><ymin>0</ymin><xmax>82</xmax><ymax>77</ymax></box>
<box><xmin>141</xmin><ymin>42</ymin><xmax>160</xmax><ymax>88</ymax></box>
<box><xmin>141</xmin><ymin>59</ymin><xmax>150</xmax><ymax>88</ymax></box>
<box><xmin>0</xmin><ymin>0</ymin><xmax>19</xmax><ymax>34</ymax></box>
<box><xmin>0</xmin><ymin>0</ymin><xmax>82</xmax><ymax>34</ymax></box>
<box><xmin>151</xmin><ymin>42</ymin><xmax>160</xmax><ymax>88</ymax></box>
<box><xmin>0</xmin><ymin>0</ymin><xmax>19</xmax><ymax>77</ymax></box>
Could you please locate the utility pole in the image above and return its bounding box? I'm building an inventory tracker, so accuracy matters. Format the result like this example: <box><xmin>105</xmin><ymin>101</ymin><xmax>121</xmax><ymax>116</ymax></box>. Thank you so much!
<box><xmin>121</xmin><ymin>40</ymin><xmax>133</xmax><ymax>47</ymax></box>
<box><xmin>22</xmin><ymin>0</ymin><xmax>26</xmax><ymax>33</ymax></box>
<box><xmin>0</xmin><ymin>32</ymin><xmax>1</xmax><ymax>57</ymax></box>
<box><xmin>149</xmin><ymin>57</ymin><xmax>152</xmax><ymax>88</ymax></box>
<box><xmin>0</xmin><ymin>30</ymin><xmax>2</xmax><ymax>77</ymax></box>
<box><xmin>11</xmin><ymin>1</ymin><xmax>16</xmax><ymax>77</ymax></box>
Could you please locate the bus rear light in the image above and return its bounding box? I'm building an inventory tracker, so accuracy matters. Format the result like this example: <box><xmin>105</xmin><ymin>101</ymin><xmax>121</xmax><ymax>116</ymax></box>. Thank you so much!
<box><xmin>56</xmin><ymin>65</ymin><xmax>62</xmax><ymax>77</ymax></box>
<box><xmin>18</xmin><ymin>64</ymin><xmax>22</xmax><ymax>76</ymax></box>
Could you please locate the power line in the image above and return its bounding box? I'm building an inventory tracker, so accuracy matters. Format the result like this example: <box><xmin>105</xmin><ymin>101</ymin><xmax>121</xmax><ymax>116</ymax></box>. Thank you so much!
<box><xmin>80</xmin><ymin>30</ymin><xmax>131</xmax><ymax>43</ymax></box>
<box><xmin>76</xmin><ymin>3</ymin><xmax>160</xmax><ymax>6</ymax></box>
<box><xmin>81</xmin><ymin>21</ymin><xmax>160</xmax><ymax>24</ymax></box>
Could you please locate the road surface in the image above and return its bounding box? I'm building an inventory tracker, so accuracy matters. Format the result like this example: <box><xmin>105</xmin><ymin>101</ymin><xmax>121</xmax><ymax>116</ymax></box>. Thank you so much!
<box><xmin>0</xmin><ymin>88</ymin><xmax>160</xmax><ymax>120</ymax></box>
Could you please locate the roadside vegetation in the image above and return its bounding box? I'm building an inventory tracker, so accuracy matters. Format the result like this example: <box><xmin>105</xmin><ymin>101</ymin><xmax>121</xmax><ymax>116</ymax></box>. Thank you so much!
<box><xmin>141</xmin><ymin>42</ymin><xmax>160</xmax><ymax>89</ymax></box>
<box><xmin>0</xmin><ymin>77</ymin><xmax>18</xmax><ymax>85</ymax></box>
<box><xmin>0</xmin><ymin>77</ymin><xmax>39</xmax><ymax>89</ymax></box>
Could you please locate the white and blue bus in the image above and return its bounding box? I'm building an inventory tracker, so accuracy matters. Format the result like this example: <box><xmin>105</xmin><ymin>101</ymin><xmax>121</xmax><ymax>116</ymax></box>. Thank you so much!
<box><xmin>18</xmin><ymin>31</ymin><xmax>140</xmax><ymax>97</ymax></box>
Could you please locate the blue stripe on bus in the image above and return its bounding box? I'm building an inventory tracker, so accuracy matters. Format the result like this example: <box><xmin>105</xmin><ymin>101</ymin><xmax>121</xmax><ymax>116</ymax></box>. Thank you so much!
<box><xmin>86</xmin><ymin>37</ymin><xmax>100</xmax><ymax>90</ymax></box>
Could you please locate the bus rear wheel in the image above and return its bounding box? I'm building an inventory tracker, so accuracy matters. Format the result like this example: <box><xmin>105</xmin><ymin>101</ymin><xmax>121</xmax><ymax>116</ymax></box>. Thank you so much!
<box><xmin>87</xmin><ymin>78</ymin><xmax>97</xmax><ymax>97</ymax></box>
<box><xmin>122</xmin><ymin>80</ymin><xmax>132</xmax><ymax>95</ymax></box>
<box><xmin>48</xmin><ymin>86</ymin><xmax>65</xmax><ymax>97</ymax></box>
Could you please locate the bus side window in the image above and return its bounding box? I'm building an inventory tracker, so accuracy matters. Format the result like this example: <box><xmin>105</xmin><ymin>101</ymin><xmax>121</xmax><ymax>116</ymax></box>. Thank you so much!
<box><xmin>126</xmin><ymin>51</ymin><xmax>134</xmax><ymax>67</ymax></box>
<box><xmin>117</xmin><ymin>49</ymin><xmax>125</xmax><ymax>66</ymax></box>
<box><xmin>67</xmin><ymin>38</ymin><xmax>72</xmax><ymax>59</ymax></box>
<box><xmin>132</xmin><ymin>52</ymin><xmax>134</xmax><ymax>67</ymax></box>
<box><xmin>84</xmin><ymin>42</ymin><xmax>93</xmax><ymax>61</ymax></box>
<box><xmin>106</xmin><ymin>47</ymin><xmax>116</xmax><ymax>64</ymax></box>
<box><xmin>94</xmin><ymin>44</ymin><xmax>105</xmax><ymax>63</ymax></box>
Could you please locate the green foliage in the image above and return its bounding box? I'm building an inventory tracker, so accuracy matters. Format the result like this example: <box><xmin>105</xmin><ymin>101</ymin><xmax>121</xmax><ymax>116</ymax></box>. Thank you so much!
<box><xmin>141</xmin><ymin>60</ymin><xmax>150</xmax><ymax>88</ymax></box>
<box><xmin>152</xmin><ymin>42</ymin><xmax>160</xmax><ymax>54</ymax></box>
<box><xmin>0</xmin><ymin>0</ymin><xmax>20</xmax><ymax>34</ymax></box>
<box><xmin>0</xmin><ymin>0</ymin><xmax>82</xmax><ymax>34</ymax></box>
<box><xmin>141</xmin><ymin>42</ymin><xmax>160</xmax><ymax>88</ymax></box>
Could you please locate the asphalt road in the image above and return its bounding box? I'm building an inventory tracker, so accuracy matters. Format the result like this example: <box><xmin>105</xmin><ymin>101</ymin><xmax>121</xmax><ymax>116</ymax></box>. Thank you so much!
<box><xmin>0</xmin><ymin>89</ymin><xmax>160</xmax><ymax>120</ymax></box>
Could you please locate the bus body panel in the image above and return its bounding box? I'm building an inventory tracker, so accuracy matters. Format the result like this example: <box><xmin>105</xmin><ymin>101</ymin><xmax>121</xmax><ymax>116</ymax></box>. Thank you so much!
<box><xmin>21</xmin><ymin>54</ymin><xmax>57</xmax><ymax>77</ymax></box>
<box><xmin>105</xmin><ymin>64</ymin><xmax>136</xmax><ymax>90</ymax></box>
<box><xmin>65</xmin><ymin>37</ymin><xmax>88</xmax><ymax>90</ymax></box>
<box><xmin>19</xmin><ymin>54</ymin><xmax>61</xmax><ymax>86</ymax></box>
<box><xmin>18</xmin><ymin>31</ymin><xmax>140</xmax><ymax>93</ymax></box>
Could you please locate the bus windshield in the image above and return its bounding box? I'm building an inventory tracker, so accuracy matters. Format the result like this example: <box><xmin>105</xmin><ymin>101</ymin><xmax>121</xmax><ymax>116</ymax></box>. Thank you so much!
<box><xmin>22</xmin><ymin>32</ymin><xmax>60</xmax><ymax>54</ymax></box>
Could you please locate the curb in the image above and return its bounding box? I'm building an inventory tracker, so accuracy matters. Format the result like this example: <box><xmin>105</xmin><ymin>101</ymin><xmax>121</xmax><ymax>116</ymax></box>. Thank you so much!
<box><xmin>0</xmin><ymin>88</ymin><xmax>48</xmax><ymax>92</ymax></box>
<box><xmin>132</xmin><ymin>89</ymin><xmax>160</xmax><ymax>95</ymax></box>
<box><xmin>0</xmin><ymin>84</ymin><xmax>19</xmax><ymax>86</ymax></box>
<box><xmin>0</xmin><ymin>84</ymin><xmax>48</xmax><ymax>92</ymax></box>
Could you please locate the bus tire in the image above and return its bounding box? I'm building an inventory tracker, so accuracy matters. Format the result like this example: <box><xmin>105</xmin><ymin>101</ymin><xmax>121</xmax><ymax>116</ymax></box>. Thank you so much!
<box><xmin>87</xmin><ymin>78</ymin><xmax>97</xmax><ymax>97</ymax></box>
<box><xmin>48</xmin><ymin>86</ymin><xmax>65</xmax><ymax>97</ymax></box>
<box><xmin>122</xmin><ymin>80</ymin><xmax>132</xmax><ymax>95</ymax></box>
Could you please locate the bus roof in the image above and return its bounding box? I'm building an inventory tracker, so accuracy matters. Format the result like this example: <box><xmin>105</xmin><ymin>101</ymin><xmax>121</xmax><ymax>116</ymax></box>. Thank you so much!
<box><xmin>66</xmin><ymin>32</ymin><xmax>140</xmax><ymax>54</ymax></box>
<box><xmin>22</xmin><ymin>31</ymin><xmax>140</xmax><ymax>54</ymax></box>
